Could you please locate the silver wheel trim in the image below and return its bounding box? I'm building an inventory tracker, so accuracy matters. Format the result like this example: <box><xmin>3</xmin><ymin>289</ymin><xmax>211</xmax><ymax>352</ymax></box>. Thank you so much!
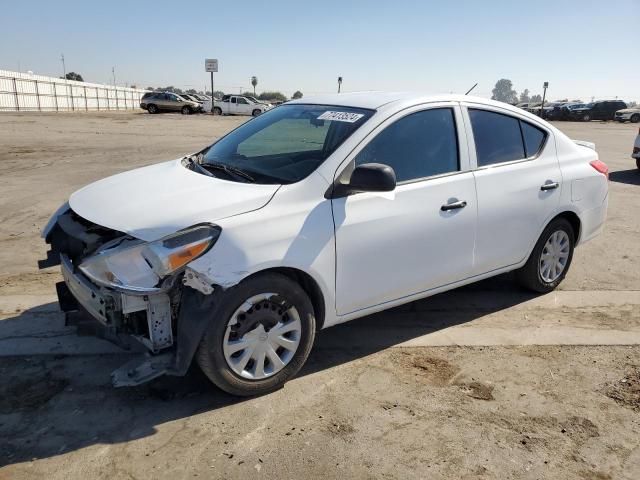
<box><xmin>222</xmin><ymin>293</ymin><xmax>302</xmax><ymax>380</ymax></box>
<box><xmin>539</xmin><ymin>230</ymin><xmax>570</xmax><ymax>283</ymax></box>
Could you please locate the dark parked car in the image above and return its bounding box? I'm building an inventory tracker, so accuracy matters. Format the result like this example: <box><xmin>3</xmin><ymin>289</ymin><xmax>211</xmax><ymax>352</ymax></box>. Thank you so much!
<box><xmin>542</xmin><ymin>102</ymin><xmax>568</xmax><ymax>120</ymax></box>
<box><xmin>569</xmin><ymin>100</ymin><xmax>627</xmax><ymax>121</ymax></box>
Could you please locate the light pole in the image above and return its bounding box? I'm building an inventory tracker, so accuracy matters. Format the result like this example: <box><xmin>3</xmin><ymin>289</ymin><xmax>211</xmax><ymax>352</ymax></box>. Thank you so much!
<box><xmin>337</xmin><ymin>76</ymin><xmax>342</xmax><ymax>93</ymax></box>
<box><xmin>112</xmin><ymin>66</ymin><xmax>116</xmax><ymax>87</ymax></box>
<box><xmin>60</xmin><ymin>53</ymin><xmax>66</xmax><ymax>79</ymax></box>
<box><xmin>540</xmin><ymin>81</ymin><xmax>548</xmax><ymax>117</ymax></box>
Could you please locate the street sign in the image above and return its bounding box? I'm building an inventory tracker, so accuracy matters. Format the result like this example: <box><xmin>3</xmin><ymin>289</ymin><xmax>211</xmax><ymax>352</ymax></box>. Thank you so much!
<box><xmin>205</xmin><ymin>59</ymin><xmax>218</xmax><ymax>72</ymax></box>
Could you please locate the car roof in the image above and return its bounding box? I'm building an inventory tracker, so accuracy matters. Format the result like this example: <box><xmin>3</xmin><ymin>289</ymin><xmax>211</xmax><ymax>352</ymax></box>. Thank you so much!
<box><xmin>287</xmin><ymin>92</ymin><xmax>528</xmax><ymax>113</ymax></box>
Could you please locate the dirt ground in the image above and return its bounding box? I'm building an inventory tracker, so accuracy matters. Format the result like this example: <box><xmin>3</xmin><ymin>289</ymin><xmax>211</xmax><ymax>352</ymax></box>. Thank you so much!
<box><xmin>0</xmin><ymin>112</ymin><xmax>639</xmax><ymax>479</ymax></box>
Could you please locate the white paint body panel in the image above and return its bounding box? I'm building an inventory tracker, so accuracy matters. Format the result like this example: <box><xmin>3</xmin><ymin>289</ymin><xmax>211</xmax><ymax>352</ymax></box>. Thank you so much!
<box><xmin>58</xmin><ymin>93</ymin><xmax>608</xmax><ymax>330</ymax></box>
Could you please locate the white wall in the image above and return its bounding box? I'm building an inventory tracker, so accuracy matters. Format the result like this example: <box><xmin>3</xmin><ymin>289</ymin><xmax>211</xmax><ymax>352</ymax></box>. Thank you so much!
<box><xmin>0</xmin><ymin>69</ymin><xmax>149</xmax><ymax>112</ymax></box>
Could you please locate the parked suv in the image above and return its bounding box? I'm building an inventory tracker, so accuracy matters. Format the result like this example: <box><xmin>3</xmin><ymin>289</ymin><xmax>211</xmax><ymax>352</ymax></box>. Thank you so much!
<box><xmin>615</xmin><ymin>106</ymin><xmax>640</xmax><ymax>123</ymax></box>
<box><xmin>140</xmin><ymin>92</ymin><xmax>202</xmax><ymax>114</ymax></box>
<box><xmin>569</xmin><ymin>100</ymin><xmax>627</xmax><ymax>121</ymax></box>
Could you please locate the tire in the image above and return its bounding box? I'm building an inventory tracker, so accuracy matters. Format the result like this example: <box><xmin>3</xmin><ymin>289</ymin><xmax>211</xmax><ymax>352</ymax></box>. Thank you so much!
<box><xmin>252</xmin><ymin>109</ymin><xmax>262</xmax><ymax>117</ymax></box>
<box><xmin>147</xmin><ymin>104</ymin><xmax>158</xmax><ymax>114</ymax></box>
<box><xmin>516</xmin><ymin>217</ymin><xmax>575</xmax><ymax>293</ymax></box>
<box><xmin>181</xmin><ymin>106</ymin><xmax>192</xmax><ymax>115</ymax></box>
<box><xmin>631</xmin><ymin>114</ymin><xmax>640</xmax><ymax>123</ymax></box>
<box><xmin>213</xmin><ymin>107</ymin><xmax>222</xmax><ymax>116</ymax></box>
<box><xmin>582</xmin><ymin>113</ymin><xmax>591</xmax><ymax>122</ymax></box>
<box><xmin>196</xmin><ymin>272</ymin><xmax>316</xmax><ymax>396</ymax></box>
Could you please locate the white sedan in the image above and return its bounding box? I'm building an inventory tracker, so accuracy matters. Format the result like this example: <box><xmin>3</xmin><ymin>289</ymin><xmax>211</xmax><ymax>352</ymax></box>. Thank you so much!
<box><xmin>41</xmin><ymin>93</ymin><xmax>609</xmax><ymax>396</ymax></box>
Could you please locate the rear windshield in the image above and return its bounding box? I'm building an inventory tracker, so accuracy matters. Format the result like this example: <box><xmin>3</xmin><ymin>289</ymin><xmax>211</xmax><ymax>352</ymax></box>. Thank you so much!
<box><xmin>201</xmin><ymin>104</ymin><xmax>373</xmax><ymax>184</ymax></box>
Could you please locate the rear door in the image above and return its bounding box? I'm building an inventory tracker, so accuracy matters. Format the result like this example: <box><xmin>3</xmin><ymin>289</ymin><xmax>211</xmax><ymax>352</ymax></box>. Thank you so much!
<box><xmin>462</xmin><ymin>104</ymin><xmax>561</xmax><ymax>275</ymax></box>
<box><xmin>333</xmin><ymin>103</ymin><xmax>477</xmax><ymax>315</ymax></box>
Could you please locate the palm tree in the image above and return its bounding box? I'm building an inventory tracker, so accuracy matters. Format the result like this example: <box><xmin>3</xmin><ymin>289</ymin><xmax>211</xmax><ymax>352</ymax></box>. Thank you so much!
<box><xmin>251</xmin><ymin>76</ymin><xmax>258</xmax><ymax>95</ymax></box>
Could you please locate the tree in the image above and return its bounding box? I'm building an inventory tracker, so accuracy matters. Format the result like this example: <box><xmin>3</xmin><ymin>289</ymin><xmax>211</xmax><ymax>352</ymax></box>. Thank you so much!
<box><xmin>491</xmin><ymin>79</ymin><xmax>518</xmax><ymax>104</ymax></box>
<box><xmin>519</xmin><ymin>89</ymin><xmax>530</xmax><ymax>103</ymax></box>
<box><xmin>292</xmin><ymin>90</ymin><xmax>303</xmax><ymax>99</ymax></box>
<box><xmin>251</xmin><ymin>76</ymin><xmax>258</xmax><ymax>95</ymax></box>
<box><xmin>242</xmin><ymin>91</ymin><xmax>257</xmax><ymax>98</ymax></box>
<box><xmin>207</xmin><ymin>90</ymin><xmax>225</xmax><ymax>98</ymax></box>
<box><xmin>62</xmin><ymin>72</ymin><xmax>84</xmax><ymax>82</ymax></box>
<box><xmin>530</xmin><ymin>94</ymin><xmax>542</xmax><ymax>103</ymax></box>
<box><xmin>186</xmin><ymin>88</ymin><xmax>198</xmax><ymax>94</ymax></box>
<box><xmin>258</xmin><ymin>91</ymin><xmax>287</xmax><ymax>102</ymax></box>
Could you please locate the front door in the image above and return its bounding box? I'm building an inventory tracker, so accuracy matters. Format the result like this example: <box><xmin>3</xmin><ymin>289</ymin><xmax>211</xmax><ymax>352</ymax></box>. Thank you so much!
<box><xmin>464</xmin><ymin>105</ymin><xmax>562</xmax><ymax>274</ymax></box>
<box><xmin>333</xmin><ymin>105</ymin><xmax>477</xmax><ymax>315</ymax></box>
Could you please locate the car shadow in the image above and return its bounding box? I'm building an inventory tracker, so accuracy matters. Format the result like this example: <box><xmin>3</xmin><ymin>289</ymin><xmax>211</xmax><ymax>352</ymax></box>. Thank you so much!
<box><xmin>0</xmin><ymin>273</ymin><xmax>536</xmax><ymax>466</ymax></box>
<box><xmin>609</xmin><ymin>168</ymin><xmax>640</xmax><ymax>186</ymax></box>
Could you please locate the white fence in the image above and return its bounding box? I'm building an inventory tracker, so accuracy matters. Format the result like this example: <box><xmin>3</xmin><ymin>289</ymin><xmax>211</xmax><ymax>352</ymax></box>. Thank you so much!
<box><xmin>0</xmin><ymin>69</ymin><xmax>149</xmax><ymax>112</ymax></box>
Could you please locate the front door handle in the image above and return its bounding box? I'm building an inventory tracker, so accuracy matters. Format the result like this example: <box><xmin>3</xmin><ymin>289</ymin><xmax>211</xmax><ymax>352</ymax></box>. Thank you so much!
<box><xmin>540</xmin><ymin>182</ymin><xmax>559</xmax><ymax>191</ymax></box>
<box><xmin>441</xmin><ymin>200</ymin><xmax>467</xmax><ymax>211</ymax></box>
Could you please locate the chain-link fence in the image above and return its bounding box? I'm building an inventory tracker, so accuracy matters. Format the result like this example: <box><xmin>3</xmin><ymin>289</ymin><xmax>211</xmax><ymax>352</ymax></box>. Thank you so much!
<box><xmin>0</xmin><ymin>69</ymin><xmax>149</xmax><ymax>112</ymax></box>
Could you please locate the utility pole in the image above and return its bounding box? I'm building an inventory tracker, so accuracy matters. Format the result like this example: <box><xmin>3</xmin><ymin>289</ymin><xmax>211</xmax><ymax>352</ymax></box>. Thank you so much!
<box><xmin>61</xmin><ymin>53</ymin><xmax>66</xmax><ymax>79</ymax></box>
<box><xmin>112</xmin><ymin>66</ymin><xmax>116</xmax><ymax>87</ymax></box>
<box><xmin>540</xmin><ymin>81</ymin><xmax>549</xmax><ymax>118</ymax></box>
<box><xmin>337</xmin><ymin>76</ymin><xmax>343</xmax><ymax>93</ymax></box>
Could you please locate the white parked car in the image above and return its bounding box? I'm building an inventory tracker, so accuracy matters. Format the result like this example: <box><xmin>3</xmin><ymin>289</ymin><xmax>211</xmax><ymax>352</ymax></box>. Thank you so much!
<box><xmin>41</xmin><ymin>93</ymin><xmax>609</xmax><ymax>396</ymax></box>
<box><xmin>203</xmin><ymin>94</ymin><xmax>272</xmax><ymax>116</ymax></box>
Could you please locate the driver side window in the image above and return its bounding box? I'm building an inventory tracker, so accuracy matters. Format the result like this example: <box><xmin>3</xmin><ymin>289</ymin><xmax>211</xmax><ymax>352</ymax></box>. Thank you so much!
<box><xmin>354</xmin><ymin>108</ymin><xmax>459</xmax><ymax>183</ymax></box>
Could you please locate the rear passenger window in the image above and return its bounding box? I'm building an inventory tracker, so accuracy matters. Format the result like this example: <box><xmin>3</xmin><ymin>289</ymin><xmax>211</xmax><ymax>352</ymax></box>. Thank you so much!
<box><xmin>355</xmin><ymin>108</ymin><xmax>459</xmax><ymax>183</ymax></box>
<box><xmin>521</xmin><ymin>121</ymin><xmax>546</xmax><ymax>157</ymax></box>
<box><xmin>469</xmin><ymin>109</ymin><xmax>525</xmax><ymax>166</ymax></box>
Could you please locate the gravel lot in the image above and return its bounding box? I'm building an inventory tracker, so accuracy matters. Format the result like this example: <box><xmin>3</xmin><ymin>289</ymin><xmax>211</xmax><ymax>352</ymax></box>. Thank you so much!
<box><xmin>0</xmin><ymin>112</ymin><xmax>639</xmax><ymax>479</ymax></box>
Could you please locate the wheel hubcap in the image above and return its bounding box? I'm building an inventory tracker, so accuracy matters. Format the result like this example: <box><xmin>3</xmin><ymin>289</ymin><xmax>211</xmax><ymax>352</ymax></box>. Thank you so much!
<box><xmin>539</xmin><ymin>230</ymin><xmax>570</xmax><ymax>283</ymax></box>
<box><xmin>223</xmin><ymin>293</ymin><xmax>301</xmax><ymax>380</ymax></box>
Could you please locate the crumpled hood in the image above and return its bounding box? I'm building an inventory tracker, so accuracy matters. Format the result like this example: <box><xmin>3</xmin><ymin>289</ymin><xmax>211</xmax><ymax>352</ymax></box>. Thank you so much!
<box><xmin>69</xmin><ymin>159</ymin><xmax>280</xmax><ymax>241</ymax></box>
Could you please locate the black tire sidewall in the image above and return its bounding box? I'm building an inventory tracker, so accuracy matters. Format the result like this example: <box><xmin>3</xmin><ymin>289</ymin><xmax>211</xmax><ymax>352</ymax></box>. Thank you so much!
<box><xmin>196</xmin><ymin>273</ymin><xmax>316</xmax><ymax>396</ymax></box>
<box><xmin>252</xmin><ymin>109</ymin><xmax>261</xmax><ymax>116</ymax></box>
<box><xmin>631</xmin><ymin>114</ymin><xmax>640</xmax><ymax>123</ymax></box>
<box><xmin>182</xmin><ymin>106</ymin><xmax>191</xmax><ymax>115</ymax></box>
<box><xmin>520</xmin><ymin>218</ymin><xmax>575</xmax><ymax>293</ymax></box>
<box><xmin>214</xmin><ymin>107</ymin><xmax>222</xmax><ymax>115</ymax></box>
<box><xmin>148</xmin><ymin>104</ymin><xmax>157</xmax><ymax>114</ymax></box>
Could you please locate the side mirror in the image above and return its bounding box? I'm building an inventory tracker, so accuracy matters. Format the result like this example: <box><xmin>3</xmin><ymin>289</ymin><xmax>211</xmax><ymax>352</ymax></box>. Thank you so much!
<box><xmin>329</xmin><ymin>163</ymin><xmax>396</xmax><ymax>198</ymax></box>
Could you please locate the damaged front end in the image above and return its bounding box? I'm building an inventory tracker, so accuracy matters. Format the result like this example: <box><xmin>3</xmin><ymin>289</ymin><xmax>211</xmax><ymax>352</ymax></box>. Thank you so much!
<box><xmin>40</xmin><ymin>206</ymin><xmax>222</xmax><ymax>386</ymax></box>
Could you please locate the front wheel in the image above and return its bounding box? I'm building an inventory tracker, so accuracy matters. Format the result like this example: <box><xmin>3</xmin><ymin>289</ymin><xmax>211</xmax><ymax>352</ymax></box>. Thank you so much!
<box><xmin>196</xmin><ymin>273</ymin><xmax>316</xmax><ymax>396</ymax></box>
<box><xmin>213</xmin><ymin>107</ymin><xmax>222</xmax><ymax>115</ymax></box>
<box><xmin>631</xmin><ymin>114</ymin><xmax>640</xmax><ymax>123</ymax></box>
<box><xmin>582</xmin><ymin>113</ymin><xmax>591</xmax><ymax>122</ymax></box>
<box><xmin>252</xmin><ymin>109</ymin><xmax>262</xmax><ymax>117</ymax></box>
<box><xmin>516</xmin><ymin>218</ymin><xmax>575</xmax><ymax>293</ymax></box>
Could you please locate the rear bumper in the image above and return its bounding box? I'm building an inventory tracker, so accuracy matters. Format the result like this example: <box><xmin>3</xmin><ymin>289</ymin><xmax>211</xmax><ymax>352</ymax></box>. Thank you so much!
<box><xmin>579</xmin><ymin>193</ymin><xmax>608</xmax><ymax>245</ymax></box>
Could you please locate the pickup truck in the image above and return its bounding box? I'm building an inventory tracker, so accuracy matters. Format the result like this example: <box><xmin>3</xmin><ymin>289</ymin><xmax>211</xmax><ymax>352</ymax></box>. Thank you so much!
<box><xmin>203</xmin><ymin>95</ymin><xmax>273</xmax><ymax>116</ymax></box>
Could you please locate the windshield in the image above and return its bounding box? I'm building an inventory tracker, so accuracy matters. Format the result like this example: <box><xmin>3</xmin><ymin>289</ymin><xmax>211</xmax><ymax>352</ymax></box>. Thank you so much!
<box><xmin>246</xmin><ymin>96</ymin><xmax>260</xmax><ymax>103</ymax></box>
<box><xmin>201</xmin><ymin>104</ymin><xmax>373</xmax><ymax>184</ymax></box>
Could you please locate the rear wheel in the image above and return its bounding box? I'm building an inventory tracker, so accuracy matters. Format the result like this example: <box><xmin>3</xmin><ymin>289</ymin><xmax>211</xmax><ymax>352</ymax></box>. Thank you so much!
<box><xmin>147</xmin><ymin>104</ymin><xmax>158</xmax><ymax>114</ymax></box>
<box><xmin>517</xmin><ymin>218</ymin><xmax>575</xmax><ymax>293</ymax></box>
<box><xmin>631</xmin><ymin>114</ymin><xmax>640</xmax><ymax>123</ymax></box>
<box><xmin>196</xmin><ymin>273</ymin><xmax>316</xmax><ymax>396</ymax></box>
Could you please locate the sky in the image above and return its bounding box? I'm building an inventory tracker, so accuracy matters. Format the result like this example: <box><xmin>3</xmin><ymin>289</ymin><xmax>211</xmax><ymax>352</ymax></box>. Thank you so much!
<box><xmin>1</xmin><ymin>0</ymin><xmax>638</xmax><ymax>102</ymax></box>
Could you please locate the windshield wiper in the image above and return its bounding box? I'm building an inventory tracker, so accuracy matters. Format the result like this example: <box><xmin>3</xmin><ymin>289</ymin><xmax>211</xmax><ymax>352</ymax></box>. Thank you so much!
<box><xmin>184</xmin><ymin>155</ymin><xmax>216</xmax><ymax>178</ymax></box>
<box><xmin>203</xmin><ymin>162</ymin><xmax>255</xmax><ymax>183</ymax></box>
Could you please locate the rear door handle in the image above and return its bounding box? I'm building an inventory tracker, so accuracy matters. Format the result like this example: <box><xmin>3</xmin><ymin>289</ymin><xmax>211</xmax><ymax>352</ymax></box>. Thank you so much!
<box><xmin>540</xmin><ymin>182</ymin><xmax>559</xmax><ymax>191</ymax></box>
<box><xmin>441</xmin><ymin>200</ymin><xmax>467</xmax><ymax>211</ymax></box>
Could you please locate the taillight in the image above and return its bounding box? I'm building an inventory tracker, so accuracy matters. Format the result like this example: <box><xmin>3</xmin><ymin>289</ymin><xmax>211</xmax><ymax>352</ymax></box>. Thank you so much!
<box><xmin>590</xmin><ymin>160</ymin><xmax>609</xmax><ymax>179</ymax></box>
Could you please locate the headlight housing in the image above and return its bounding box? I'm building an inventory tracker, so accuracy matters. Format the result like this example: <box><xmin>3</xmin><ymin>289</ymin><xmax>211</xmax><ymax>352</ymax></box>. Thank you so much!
<box><xmin>78</xmin><ymin>224</ymin><xmax>221</xmax><ymax>293</ymax></box>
